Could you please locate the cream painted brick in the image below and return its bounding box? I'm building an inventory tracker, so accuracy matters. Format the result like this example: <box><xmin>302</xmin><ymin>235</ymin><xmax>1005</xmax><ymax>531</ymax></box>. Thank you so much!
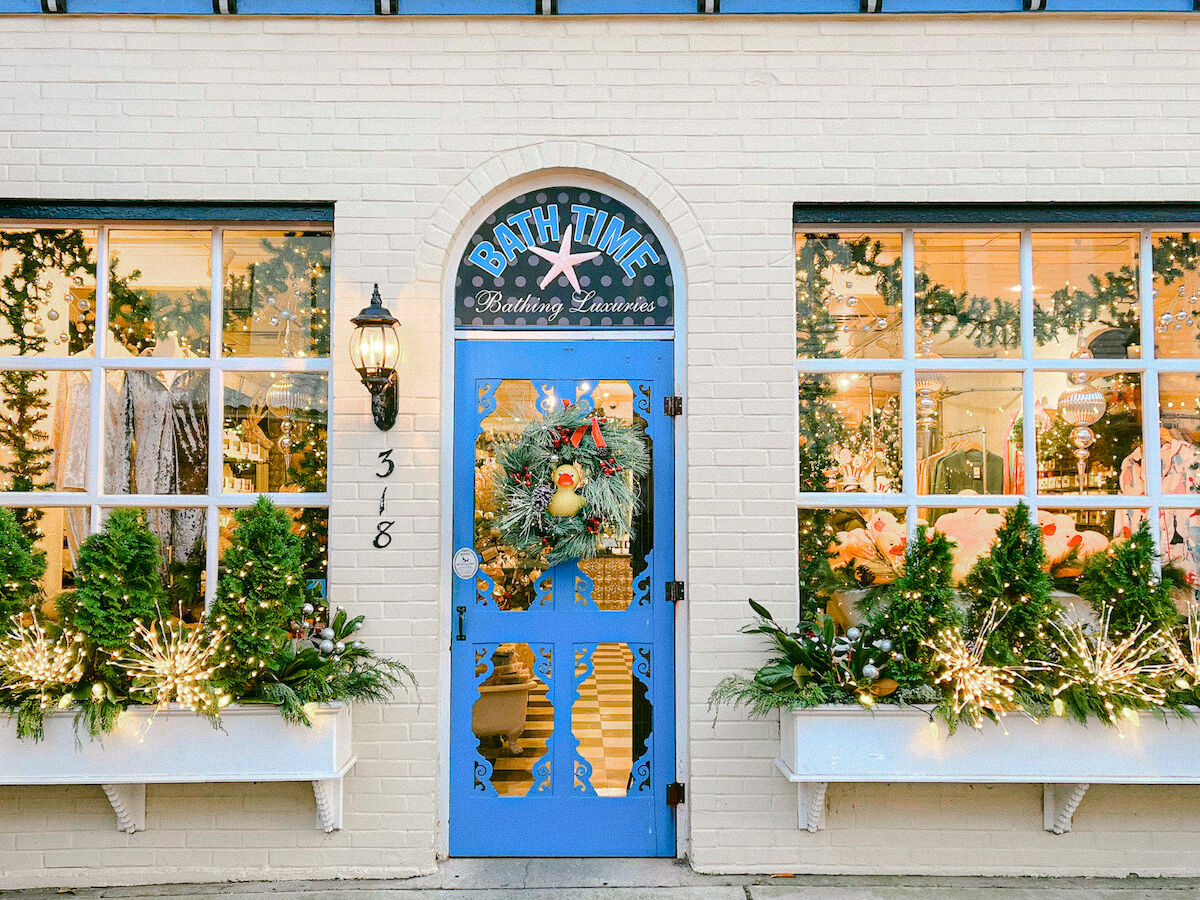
<box><xmin>2</xmin><ymin>8</ymin><xmax>1199</xmax><ymax>888</ymax></box>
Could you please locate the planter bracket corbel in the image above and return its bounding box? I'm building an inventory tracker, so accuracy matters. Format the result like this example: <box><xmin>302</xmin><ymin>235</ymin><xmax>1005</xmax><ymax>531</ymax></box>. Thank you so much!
<box><xmin>1043</xmin><ymin>783</ymin><xmax>1090</xmax><ymax>834</ymax></box>
<box><xmin>312</xmin><ymin>778</ymin><xmax>345</xmax><ymax>832</ymax></box>
<box><xmin>797</xmin><ymin>781</ymin><xmax>828</xmax><ymax>832</ymax></box>
<box><xmin>101</xmin><ymin>783</ymin><xmax>146</xmax><ymax>833</ymax></box>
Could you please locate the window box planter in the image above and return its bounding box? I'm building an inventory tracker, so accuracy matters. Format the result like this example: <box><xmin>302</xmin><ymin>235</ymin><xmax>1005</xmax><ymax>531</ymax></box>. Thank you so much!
<box><xmin>777</xmin><ymin>705</ymin><xmax>1200</xmax><ymax>834</ymax></box>
<box><xmin>1</xmin><ymin>702</ymin><xmax>354</xmax><ymax>834</ymax></box>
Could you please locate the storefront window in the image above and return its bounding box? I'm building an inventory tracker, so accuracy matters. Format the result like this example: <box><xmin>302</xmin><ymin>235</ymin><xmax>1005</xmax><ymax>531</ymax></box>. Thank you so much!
<box><xmin>0</xmin><ymin>224</ymin><xmax>331</xmax><ymax>610</ymax></box>
<box><xmin>798</xmin><ymin>224</ymin><xmax>1198</xmax><ymax>607</ymax></box>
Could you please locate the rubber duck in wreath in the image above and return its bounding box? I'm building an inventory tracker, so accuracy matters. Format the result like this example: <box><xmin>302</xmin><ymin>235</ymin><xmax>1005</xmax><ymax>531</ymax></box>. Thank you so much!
<box><xmin>548</xmin><ymin>463</ymin><xmax>586</xmax><ymax>517</ymax></box>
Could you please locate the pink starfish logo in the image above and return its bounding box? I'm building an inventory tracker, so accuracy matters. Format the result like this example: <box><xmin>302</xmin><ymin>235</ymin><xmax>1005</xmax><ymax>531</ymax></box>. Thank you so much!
<box><xmin>529</xmin><ymin>224</ymin><xmax>600</xmax><ymax>293</ymax></box>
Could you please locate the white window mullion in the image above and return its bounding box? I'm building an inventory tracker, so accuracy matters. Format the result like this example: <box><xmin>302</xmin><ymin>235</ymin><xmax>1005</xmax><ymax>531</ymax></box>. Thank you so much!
<box><xmin>1020</xmin><ymin>228</ymin><xmax>1037</xmax><ymax>526</ymax></box>
<box><xmin>88</xmin><ymin>225</ymin><xmax>110</xmax><ymax>534</ymax></box>
<box><xmin>900</xmin><ymin>230</ymin><xmax>918</xmax><ymax>539</ymax></box>
<box><xmin>1139</xmin><ymin>229</ymin><xmax>1163</xmax><ymax>574</ymax></box>
<box><xmin>205</xmin><ymin>227</ymin><xmax>224</xmax><ymax>612</ymax></box>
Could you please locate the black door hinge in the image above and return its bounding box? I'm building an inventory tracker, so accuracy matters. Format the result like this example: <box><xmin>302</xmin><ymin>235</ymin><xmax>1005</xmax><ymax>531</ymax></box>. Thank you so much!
<box><xmin>666</xmin><ymin>581</ymin><xmax>684</xmax><ymax>605</ymax></box>
<box><xmin>664</xmin><ymin>395</ymin><xmax>683</xmax><ymax>417</ymax></box>
<box><xmin>667</xmin><ymin>781</ymin><xmax>685</xmax><ymax>806</ymax></box>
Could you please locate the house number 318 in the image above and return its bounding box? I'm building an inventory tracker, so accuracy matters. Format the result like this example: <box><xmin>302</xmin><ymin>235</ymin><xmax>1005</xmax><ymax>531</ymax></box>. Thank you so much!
<box><xmin>374</xmin><ymin>449</ymin><xmax>395</xmax><ymax>549</ymax></box>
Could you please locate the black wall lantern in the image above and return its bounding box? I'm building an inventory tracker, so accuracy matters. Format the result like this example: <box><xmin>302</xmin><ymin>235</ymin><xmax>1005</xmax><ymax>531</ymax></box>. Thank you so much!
<box><xmin>350</xmin><ymin>284</ymin><xmax>402</xmax><ymax>430</ymax></box>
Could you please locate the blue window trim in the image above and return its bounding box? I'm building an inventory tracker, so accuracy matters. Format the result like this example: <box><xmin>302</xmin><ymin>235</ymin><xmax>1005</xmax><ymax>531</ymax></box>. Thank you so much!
<box><xmin>0</xmin><ymin>0</ymin><xmax>1196</xmax><ymax>13</ymax></box>
<box><xmin>0</xmin><ymin>200</ymin><xmax>334</xmax><ymax>223</ymax></box>
<box><xmin>793</xmin><ymin>202</ymin><xmax>1200</xmax><ymax>227</ymax></box>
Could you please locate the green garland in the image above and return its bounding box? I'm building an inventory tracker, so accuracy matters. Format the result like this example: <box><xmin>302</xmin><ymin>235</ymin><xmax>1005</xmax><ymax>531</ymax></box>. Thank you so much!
<box><xmin>496</xmin><ymin>400</ymin><xmax>650</xmax><ymax>567</ymax></box>
<box><xmin>795</xmin><ymin>232</ymin><xmax>1194</xmax><ymax>360</ymax></box>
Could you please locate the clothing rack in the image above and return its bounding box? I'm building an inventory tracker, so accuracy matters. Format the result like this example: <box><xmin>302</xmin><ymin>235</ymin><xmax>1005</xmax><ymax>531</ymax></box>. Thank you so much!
<box><xmin>942</xmin><ymin>426</ymin><xmax>989</xmax><ymax>494</ymax></box>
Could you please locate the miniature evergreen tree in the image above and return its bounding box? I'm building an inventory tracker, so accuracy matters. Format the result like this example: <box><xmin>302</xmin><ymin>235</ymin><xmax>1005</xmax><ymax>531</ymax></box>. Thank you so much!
<box><xmin>867</xmin><ymin>527</ymin><xmax>961</xmax><ymax>686</ymax></box>
<box><xmin>963</xmin><ymin>503</ymin><xmax>1060</xmax><ymax>665</ymax></box>
<box><xmin>1079</xmin><ymin>519</ymin><xmax>1178</xmax><ymax>636</ymax></box>
<box><xmin>70</xmin><ymin>508</ymin><xmax>164</xmax><ymax>652</ymax></box>
<box><xmin>0</xmin><ymin>507</ymin><xmax>46</xmax><ymax>624</ymax></box>
<box><xmin>210</xmin><ymin>496</ymin><xmax>306</xmax><ymax>692</ymax></box>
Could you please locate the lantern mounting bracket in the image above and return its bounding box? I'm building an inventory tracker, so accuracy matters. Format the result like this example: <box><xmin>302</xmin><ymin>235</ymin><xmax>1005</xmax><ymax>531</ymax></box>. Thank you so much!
<box><xmin>369</xmin><ymin>370</ymin><xmax>399</xmax><ymax>431</ymax></box>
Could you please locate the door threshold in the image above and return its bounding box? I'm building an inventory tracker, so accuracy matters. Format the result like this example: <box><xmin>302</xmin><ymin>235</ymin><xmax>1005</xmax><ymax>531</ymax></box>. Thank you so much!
<box><xmin>417</xmin><ymin>858</ymin><xmax>745</xmax><ymax>891</ymax></box>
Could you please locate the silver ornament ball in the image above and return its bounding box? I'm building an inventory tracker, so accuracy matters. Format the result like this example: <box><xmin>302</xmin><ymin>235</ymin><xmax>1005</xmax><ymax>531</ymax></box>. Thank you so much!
<box><xmin>862</xmin><ymin>664</ymin><xmax>880</xmax><ymax>680</ymax></box>
<box><xmin>302</xmin><ymin>603</ymin><xmax>315</xmax><ymax>616</ymax></box>
<box><xmin>319</xmin><ymin>639</ymin><xmax>334</xmax><ymax>654</ymax></box>
<box><xmin>846</xmin><ymin>627</ymin><xmax>862</xmax><ymax>641</ymax></box>
<box><xmin>320</xmin><ymin>627</ymin><xmax>335</xmax><ymax>640</ymax></box>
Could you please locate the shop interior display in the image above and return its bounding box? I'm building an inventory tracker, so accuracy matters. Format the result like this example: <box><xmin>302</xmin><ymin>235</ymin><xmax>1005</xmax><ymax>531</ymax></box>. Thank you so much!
<box><xmin>797</xmin><ymin>231</ymin><xmax>1200</xmax><ymax>605</ymax></box>
<box><xmin>0</xmin><ymin>497</ymin><xmax>411</xmax><ymax>741</ymax></box>
<box><xmin>0</xmin><ymin>228</ymin><xmax>331</xmax><ymax>623</ymax></box>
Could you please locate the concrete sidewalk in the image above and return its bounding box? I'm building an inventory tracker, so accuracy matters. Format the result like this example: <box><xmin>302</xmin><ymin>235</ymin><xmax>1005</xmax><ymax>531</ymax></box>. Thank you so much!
<box><xmin>3</xmin><ymin>860</ymin><xmax>1200</xmax><ymax>899</ymax></box>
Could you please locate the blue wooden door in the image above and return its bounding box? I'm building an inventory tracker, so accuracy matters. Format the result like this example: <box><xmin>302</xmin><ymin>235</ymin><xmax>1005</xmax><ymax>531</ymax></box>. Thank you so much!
<box><xmin>450</xmin><ymin>339</ymin><xmax>676</xmax><ymax>857</ymax></box>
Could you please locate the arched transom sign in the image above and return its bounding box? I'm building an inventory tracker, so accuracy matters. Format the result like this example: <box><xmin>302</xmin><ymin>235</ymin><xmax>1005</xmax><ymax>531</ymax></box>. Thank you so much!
<box><xmin>456</xmin><ymin>187</ymin><xmax>674</xmax><ymax>329</ymax></box>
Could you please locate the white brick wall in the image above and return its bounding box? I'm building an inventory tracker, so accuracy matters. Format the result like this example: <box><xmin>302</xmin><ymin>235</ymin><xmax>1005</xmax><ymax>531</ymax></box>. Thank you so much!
<box><xmin>3</xmin><ymin>10</ymin><xmax>1200</xmax><ymax>887</ymax></box>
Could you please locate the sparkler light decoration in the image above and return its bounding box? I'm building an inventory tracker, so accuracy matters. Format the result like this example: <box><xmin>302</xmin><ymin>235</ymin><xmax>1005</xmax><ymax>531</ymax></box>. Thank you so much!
<box><xmin>0</xmin><ymin>616</ymin><xmax>84</xmax><ymax>700</ymax></box>
<box><xmin>112</xmin><ymin>621</ymin><xmax>229</xmax><ymax>715</ymax></box>
<box><xmin>925</xmin><ymin>604</ymin><xmax>1020</xmax><ymax>729</ymax></box>
<box><xmin>1163</xmin><ymin>607</ymin><xmax>1200</xmax><ymax>690</ymax></box>
<box><xmin>1046</xmin><ymin>612</ymin><xmax>1170</xmax><ymax>725</ymax></box>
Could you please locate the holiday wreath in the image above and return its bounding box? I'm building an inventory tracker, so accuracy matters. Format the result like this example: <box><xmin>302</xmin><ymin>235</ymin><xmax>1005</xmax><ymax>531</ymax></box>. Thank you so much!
<box><xmin>496</xmin><ymin>399</ymin><xmax>650</xmax><ymax>566</ymax></box>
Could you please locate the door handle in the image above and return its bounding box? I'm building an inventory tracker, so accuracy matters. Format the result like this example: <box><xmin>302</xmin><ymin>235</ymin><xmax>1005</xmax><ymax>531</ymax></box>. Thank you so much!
<box><xmin>456</xmin><ymin>606</ymin><xmax>466</xmax><ymax>641</ymax></box>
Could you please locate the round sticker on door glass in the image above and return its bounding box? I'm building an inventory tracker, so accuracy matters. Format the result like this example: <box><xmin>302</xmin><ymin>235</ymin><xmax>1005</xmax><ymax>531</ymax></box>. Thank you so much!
<box><xmin>452</xmin><ymin>547</ymin><xmax>479</xmax><ymax>580</ymax></box>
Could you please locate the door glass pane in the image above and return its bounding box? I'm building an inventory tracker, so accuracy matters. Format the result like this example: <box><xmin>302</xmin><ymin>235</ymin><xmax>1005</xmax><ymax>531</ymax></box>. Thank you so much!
<box><xmin>0</xmin><ymin>229</ymin><xmax>97</xmax><ymax>357</ymax></box>
<box><xmin>573</xmin><ymin>643</ymin><xmax>651</xmax><ymax>797</ymax></box>
<box><xmin>575</xmin><ymin>380</ymin><xmax>651</xmax><ymax>611</ymax></box>
<box><xmin>222</xmin><ymin>372</ymin><xmax>327</xmax><ymax>493</ymax></box>
<box><xmin>796</xmin><ymin>232</ymin><xmax>902</xmax><ymax>360</ymax></box>
<box><xmin>472</xmin><ymin>642</ymin><xmax>552</xmax><ymax>797</ymax></box>
<box><xmin>475</xmin><ymin>379</ymin><xmax>550</xmax><ymax>611</ymax></box>
<box><xmin>107</xmin><ymin>230</ymin><xmax>211</xmax><ymax>357</ymax></box>
<box><xmin>1032</xmin><ymin>232</ymin><xmax>1140</xmax><ymax>359</ymax></box>
<box><xmin>222</xmin><ymin>230</ymin><xmax>331</xmax><ymax>359</ymax></box>
<box><xmin>104</xmin><ymin>370</ymin><xmax>209</xmax><ymax>495</ymax></box>
<box><xmin>0</xmin><ymin>507</ymin><xmax>91</xmax><ymax>621</ymax></box>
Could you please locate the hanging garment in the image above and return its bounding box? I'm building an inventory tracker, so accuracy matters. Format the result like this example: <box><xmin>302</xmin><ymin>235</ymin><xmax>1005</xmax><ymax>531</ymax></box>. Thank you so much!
<box><xmin>52</xmin><ymin>370</ymin><xmax>125</xmax><ymax>566</ymax></box>
<box><xmin>1116</xmin><ymin>440</ymin><xmax>1200</xmax><ymax>589</ymax></box>
<box><xmin>110</xmin><ymin>369</ymin><xmax>209</xmax><ymax>585</ymax></box>
<box><xmin>51</xmin><ymin>371</ymin><xmax>91</xmax><ymax>565</ymax></box>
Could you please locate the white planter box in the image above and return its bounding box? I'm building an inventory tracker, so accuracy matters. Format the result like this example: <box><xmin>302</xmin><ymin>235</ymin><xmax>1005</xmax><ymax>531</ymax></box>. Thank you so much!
<box><xmin>1</xmin><ymin>703</ymin><xmax>355</xmax><ymax>833</ymax></box>
<box><xmin>777</xmin><ymin>705</ymin><xmax>1200</xmax><ymax>834</ymax></box>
